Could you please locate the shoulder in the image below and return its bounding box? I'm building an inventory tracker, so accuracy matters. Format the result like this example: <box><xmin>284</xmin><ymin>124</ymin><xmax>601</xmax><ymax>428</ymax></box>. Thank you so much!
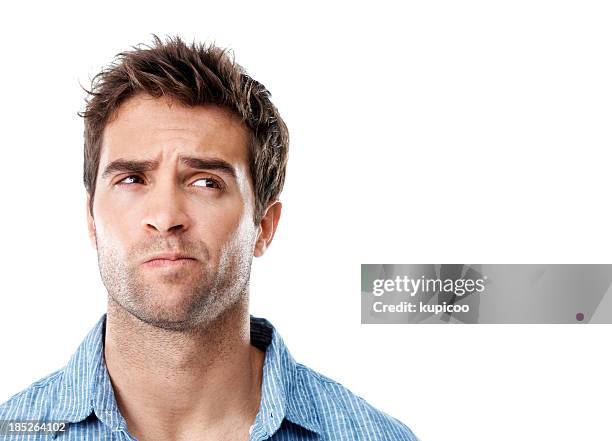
<box><xmin>0</xmin><ymin>369</ymin><xmax>65</xmax><ymax>421</ymax></box>
<box><xmin>293</xmin><ymin>362</ymin><xmax>420</xmax><ymax>441</ymax></box>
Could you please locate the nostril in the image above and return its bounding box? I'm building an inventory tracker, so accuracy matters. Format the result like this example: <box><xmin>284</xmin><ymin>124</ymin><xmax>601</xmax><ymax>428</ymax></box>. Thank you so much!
<box><xmin>144</xmin><ymin>221</ymin><xmax>186</xmax><ymax>234</ymax></box>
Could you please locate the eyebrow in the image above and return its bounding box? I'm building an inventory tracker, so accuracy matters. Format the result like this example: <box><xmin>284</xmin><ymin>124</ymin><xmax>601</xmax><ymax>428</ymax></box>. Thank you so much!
<box><xmin>101</xmin><ymin>155</ymin><xmax>238</xmax><ymax>180</ymax></box>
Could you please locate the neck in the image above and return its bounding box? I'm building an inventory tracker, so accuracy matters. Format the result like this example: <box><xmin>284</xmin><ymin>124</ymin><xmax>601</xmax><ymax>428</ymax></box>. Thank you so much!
<box><xmin>104</xmin><ymin>296</ymin><xmax>265</xmax><ymax>441</ymax></box>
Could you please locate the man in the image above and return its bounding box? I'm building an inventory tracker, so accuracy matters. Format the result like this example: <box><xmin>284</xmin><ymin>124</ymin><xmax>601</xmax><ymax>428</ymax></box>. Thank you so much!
<box><xmin>0</xmin><ymin>36</ymin><xmax>419</xmax><ymax>441</ymax></box>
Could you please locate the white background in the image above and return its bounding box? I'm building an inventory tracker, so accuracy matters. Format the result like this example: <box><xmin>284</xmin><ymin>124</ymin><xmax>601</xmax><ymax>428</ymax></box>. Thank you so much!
<box><xmin>1</xmin><ymin>1</ymin><xmax>611</xmax><ymax>440</ymax></box>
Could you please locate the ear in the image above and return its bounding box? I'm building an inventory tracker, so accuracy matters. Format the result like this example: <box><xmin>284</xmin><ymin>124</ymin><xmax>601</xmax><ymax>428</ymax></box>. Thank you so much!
<box><xmin>254</xmin><ymin>200</ymin><xmax>282</xmax><ymax>257</ymax></box>
<box><xmin>86</xmin><ymin>193</ymin><xmax>97</xmax><ymax>249</ymax></box>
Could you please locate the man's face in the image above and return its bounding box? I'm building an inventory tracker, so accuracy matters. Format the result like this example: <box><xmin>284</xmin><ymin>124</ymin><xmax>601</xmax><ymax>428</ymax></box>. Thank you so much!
<box><xmin>87</xmin><ymin>94</ymin><xmax>260</xmax><ymax>331</ymax></box>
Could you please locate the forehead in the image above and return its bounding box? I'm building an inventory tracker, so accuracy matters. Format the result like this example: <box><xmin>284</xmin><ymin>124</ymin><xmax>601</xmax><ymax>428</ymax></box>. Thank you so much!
<box><xmin>100</xmin><ymin>94</ymin><xmax>249</xmax><ymax>166</ymax></box>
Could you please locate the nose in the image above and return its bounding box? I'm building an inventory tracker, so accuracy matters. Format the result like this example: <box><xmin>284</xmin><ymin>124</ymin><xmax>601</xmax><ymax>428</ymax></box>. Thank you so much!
<box><xmin>141</xmin><ymin>181</ymin><xmax>191</xmax><ymax>235</ymax></box>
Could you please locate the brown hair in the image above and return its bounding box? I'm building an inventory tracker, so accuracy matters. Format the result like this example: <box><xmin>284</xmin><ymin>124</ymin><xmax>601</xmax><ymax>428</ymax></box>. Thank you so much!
<box><xmin>80</xmin><ymin>35</ymin><xmax>289</xmax><ymax>224</ymax></box>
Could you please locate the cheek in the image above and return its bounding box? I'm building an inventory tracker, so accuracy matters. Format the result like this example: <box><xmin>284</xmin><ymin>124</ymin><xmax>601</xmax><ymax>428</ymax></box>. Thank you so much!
<box><xmin>93</xmin><ymin>198</ymin><xmax>140</xmax><ymax>251</ymax></box>
<box><xmin>196</xmin><ymin>206</ymin><xmax>250</xmax><ymax>246</ymax></box>
<box><xmin>196</xmin><ymin>206</ymin><xmax>257</xmax><ymax>256</ymax></box>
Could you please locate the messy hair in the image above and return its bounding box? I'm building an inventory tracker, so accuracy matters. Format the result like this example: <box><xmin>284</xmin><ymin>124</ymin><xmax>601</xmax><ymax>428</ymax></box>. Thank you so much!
<box><xmin>80</xmin><ymin>35</ymin><xmax>289</xmax><ymax>224</ymax></box>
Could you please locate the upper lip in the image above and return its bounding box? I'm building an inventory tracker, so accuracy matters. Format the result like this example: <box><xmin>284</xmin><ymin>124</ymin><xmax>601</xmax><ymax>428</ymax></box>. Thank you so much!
<box><xmin>143</xmin><ymin>252</ymin><xmax>196</xmax><ymax>263</ymax></box>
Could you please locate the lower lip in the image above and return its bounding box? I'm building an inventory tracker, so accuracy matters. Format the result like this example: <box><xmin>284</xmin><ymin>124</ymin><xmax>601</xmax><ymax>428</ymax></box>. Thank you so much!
<box><xmin>142</xmin><ymin>258</ymin><xmax>197</xmax><ymax>268</ymax></box>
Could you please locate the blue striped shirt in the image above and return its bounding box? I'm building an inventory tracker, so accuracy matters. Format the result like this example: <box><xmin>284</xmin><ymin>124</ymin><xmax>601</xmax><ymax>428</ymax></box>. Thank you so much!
<box><xmin>0</xmin><ymin>314</ymin><xmax>419</xmax><ymax>440</ymax></box>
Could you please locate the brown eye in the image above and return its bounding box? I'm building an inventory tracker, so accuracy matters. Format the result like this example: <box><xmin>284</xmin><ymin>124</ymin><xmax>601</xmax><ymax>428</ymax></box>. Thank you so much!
<box><xmin>118</xmin><ymin>175</ymin><xmax>144</xmax><ymax>185</ymax></box>
<box><xmin>192</xmin><ymin>177</ymin><xmax>221</xmax><ymax>189</ymax></box>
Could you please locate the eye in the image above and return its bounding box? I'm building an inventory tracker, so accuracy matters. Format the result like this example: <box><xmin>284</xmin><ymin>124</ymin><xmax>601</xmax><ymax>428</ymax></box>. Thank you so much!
<box><xmin>192</xmin><ymin>177</ymin><xmax>222</xmax><ymax>189</ymax></box>
<box><xmin>117</xmin><ymin>175</ymin><xmax>144</xmax><ymax>185</ymax></box>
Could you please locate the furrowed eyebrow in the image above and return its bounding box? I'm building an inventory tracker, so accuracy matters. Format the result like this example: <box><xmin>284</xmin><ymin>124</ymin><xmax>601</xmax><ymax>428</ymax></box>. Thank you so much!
<box><xmin>101</xmin><ymin>159</ymin><xmax>159</xmax><ymax>180</ymax></box>
<box><xmin>100</xmin><ymin>156</ymin><xmax>238</xmax><ymax>181</ymax></box>
<box><xmin>180</xmin><ymin>156</ymin><xmax>237</xmax><ymax>180</ymax></box>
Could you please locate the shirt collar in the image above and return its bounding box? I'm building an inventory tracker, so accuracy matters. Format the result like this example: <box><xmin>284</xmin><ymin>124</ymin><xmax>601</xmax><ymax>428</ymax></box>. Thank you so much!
<box><xmin>249</xmin><ymin>316</ymin><xmax>320</xmax><ymax>436</ymax></box>
<box><xmin>53</xmin><ymin>314</ymin><xmax>127</xmax><ymax>431</ymax></box>
<box><xmin>53</xmin><ymin>313</ymin><xmax>321</xmax><ymax>436</ymax></box>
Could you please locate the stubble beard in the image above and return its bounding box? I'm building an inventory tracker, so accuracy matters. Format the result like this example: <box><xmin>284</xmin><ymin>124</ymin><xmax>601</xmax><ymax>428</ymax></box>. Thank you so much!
<box><xmin>96</xmin><ymin>233</ymin><xmax>253</xmax><ymax>333</ymax></box>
